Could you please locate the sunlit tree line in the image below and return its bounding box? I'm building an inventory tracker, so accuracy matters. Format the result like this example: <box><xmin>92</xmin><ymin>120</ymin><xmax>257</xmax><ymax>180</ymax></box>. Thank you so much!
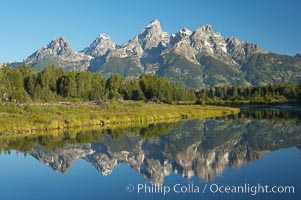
<box><xmin>0</xmin><ymin>63</ymin><xmax>197</xmax><ymax>103</ymax></box>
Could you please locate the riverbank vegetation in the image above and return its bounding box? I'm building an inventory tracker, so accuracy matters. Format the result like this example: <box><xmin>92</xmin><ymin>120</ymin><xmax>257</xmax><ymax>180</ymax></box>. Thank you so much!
<box><xmin>0</xmin><ymin>102</ymin><xmax>239</xmax><ymax>135</ymax></box>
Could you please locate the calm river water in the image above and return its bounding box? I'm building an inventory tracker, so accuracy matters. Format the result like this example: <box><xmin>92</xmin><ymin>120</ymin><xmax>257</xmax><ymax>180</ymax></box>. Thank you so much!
<box><xmin>0</xmin><ymin>105</ymin><xmax>300</xmax><ymax>200</ymax></box>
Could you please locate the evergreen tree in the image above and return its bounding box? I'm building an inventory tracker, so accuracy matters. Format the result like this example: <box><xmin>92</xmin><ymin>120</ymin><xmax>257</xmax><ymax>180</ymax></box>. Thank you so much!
<box><xmin>232</xmin><ymin>86</ymin><xmax>238</xmax><ymax>100</ymax></box>
<box><xmin>106</xmin><ymin>74</ymin><xmax>122</xmax><ymax>100</ymax></box>
<box><xmin>58</xmin><ymin>73</ymin><xmax>77</xmax><ymax>98</ymax></box>
<box><xmin>76</xmin><ymin>72</ymin><xmax>92</xmax><ymax>100</ymax></box>
<box><xmin>89</xmin><ymin>74</ymin><xmax>105</xmax><ymax>101</ymax></box>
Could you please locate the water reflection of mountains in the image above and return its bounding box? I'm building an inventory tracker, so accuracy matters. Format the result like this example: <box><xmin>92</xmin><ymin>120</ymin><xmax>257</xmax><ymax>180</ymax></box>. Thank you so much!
<box><xmin>1</xmin><ymin>109</ymin><xmax>301</xmax><ymax>183</ymax></box>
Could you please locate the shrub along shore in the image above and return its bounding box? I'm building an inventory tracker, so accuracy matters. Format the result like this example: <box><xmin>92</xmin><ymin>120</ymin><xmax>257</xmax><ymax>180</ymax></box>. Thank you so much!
<box><xmin>0</xmin><ymin>101</ymin><xmax>239</xmax><ymax>135</ymax></box>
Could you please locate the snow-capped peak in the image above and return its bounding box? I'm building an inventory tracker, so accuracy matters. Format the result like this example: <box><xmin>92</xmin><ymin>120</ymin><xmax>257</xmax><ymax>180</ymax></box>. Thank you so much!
<box><xmin>145</xmin><ymin>19</ymin><xmax>161</xmax><ymax>28</ymax></box>
<box><xmin>170</xmin><ymin>27</ymin><xmax>192</xmax><ymax>45</ymax></box>
<box><xmin>82</xmin><ymin>33</ymin><xmax>116</xmax><ymax>57</ymax></box>
<box><xmin>98</xmin><ymin>33</ymin><xmax>110</xmax><ymax>39</ymax></box>
<box><xmin>179</xmin><ymin>27</ymin><xmax>192</xmax><ymax>37</ymax></box>
<box><xmin>138</xmin><ymin>19</ymin><xmax>163</xmax><ymax>49</ymax></box>
<box><xmin>46</xmin><ymin>36</ymin><xmax>72</xmax><ymax>54</ymax></box>
<box><xmin>26</xmin><ymin>36</ymin><xmax>91</xmax><ymax>70</ymax></box>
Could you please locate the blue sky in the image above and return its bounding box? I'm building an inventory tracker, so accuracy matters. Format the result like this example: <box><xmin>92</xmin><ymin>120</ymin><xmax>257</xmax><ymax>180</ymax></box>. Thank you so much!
<box><xmin>0</xmin><ymin>0</ymin><xmax>300</xmax><ymax>62</ymax></box>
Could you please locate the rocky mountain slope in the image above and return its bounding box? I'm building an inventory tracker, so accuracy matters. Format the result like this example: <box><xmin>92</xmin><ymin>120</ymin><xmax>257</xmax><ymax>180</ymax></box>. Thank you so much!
<box><xmin>25</xmin><ymin>19</ymin><xmax>301</xmax><ymax>87</ymax></box>
<box><xmin>26</xmin><ymin>37</ymin><xmax>92</xmax><ymax>71</ymax></box>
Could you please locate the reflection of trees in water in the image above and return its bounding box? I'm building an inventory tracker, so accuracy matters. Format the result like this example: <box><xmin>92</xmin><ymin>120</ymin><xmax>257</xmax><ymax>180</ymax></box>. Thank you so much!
<box><xmin>0</xmin><ymin>122</ymin><xmax>179</xmax><ymax>153</ymax></box>
<box><xmin>214</xmin><ymin>108</ymin><xmax>301</xmax><ymax>122</ymax></box>
<box><xmin>0</xmin><ymin>108</ymin><xmax>301</xmax><ymax>183</ymax></box>
<box><xmin>239</xmin><ymin>109</ymin><xmax>301</xmax><ymax>121</ymax></box>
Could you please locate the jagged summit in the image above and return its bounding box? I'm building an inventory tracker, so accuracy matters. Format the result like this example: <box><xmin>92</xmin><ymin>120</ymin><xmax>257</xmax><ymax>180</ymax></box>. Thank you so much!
<box><xmin>176</xmin><ymin>27</ymin><xmax>192</xmax><ymax>38</ymax></box>
<box><xmin>44</xmin><ymin>36</ymin><xmax>72</xmax><ymax>55</ymax></box>
<box><xmin>82</xmin><ymin>33</ymin><xmax>116</xmax><ymax>57</ymax></box>
<box><xmin>138</xmin><ymin>19</ymin><xmax>163</xmax><ymax>49</ymax></box>
<box><xmin>26</xmin><ymin>36</ymin><xmax>91</xmax><ymax>71</ymax></box>
<box><xmin>147</xmin><ymin>19</ymin><xmax>161</xmax><ymax>27</ymax></box>
<box><xmin>26</xmin><ymin>36</ymin><xmax>73</xmax><ymax>63</ymax></box>
<box><xmin>170</xmin><ymin>27</ymin><xmax>192</xmax><ymax>45</ymax></box>
<box><xmin>195</xmin><ymin>24</ymin><xmax>213</xmax><ymax>34</ymax></box>
<box><xmin>295</xmin><ymin>53</ymin><xmax>301</xmax><ymax>58</ymax></box>
<box><xmin>180</xmin><ymin>27</ymin><xmax>192</xmax><ymax>35</ymax></box>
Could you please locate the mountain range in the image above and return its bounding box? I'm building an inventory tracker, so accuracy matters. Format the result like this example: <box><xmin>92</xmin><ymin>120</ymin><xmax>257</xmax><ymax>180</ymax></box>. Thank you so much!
<box><xmin>24</xmin><ymin>19</ymin><xmax>301</xmax><ymax>88</ymax></box>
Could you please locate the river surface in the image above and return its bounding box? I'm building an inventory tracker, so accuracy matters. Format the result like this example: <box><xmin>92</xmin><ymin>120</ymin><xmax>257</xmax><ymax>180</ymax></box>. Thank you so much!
<box><xmin>0</xmin><ymin>105</ymin><xmax>300</xmax><ymax>200</ymax></box>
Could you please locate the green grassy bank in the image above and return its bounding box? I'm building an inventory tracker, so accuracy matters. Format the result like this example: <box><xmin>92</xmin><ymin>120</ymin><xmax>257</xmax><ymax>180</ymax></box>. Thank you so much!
<box><xmin>0</xmin><ymin>101</ymin><xmax>239</xmax><ymax>135</ymax></box>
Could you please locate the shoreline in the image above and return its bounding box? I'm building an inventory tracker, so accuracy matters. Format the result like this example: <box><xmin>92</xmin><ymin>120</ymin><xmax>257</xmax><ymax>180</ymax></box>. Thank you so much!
<box><xmin>0</xmin><ymin>101</ymin><xmax>239</xmax><ymax>136</ymax></box>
